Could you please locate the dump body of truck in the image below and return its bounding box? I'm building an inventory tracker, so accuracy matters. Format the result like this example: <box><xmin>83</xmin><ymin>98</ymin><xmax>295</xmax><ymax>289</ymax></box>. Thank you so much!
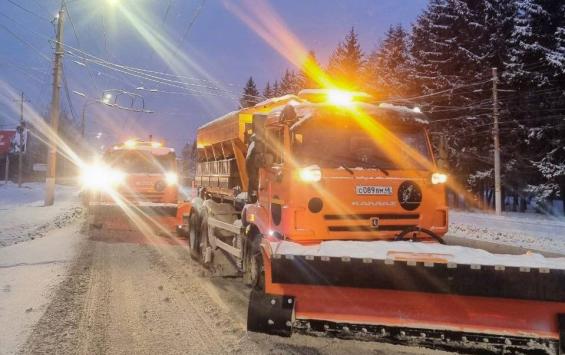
<box><xmin>82</xmin><ymin>139</ymin><xmax>179</xmax><ymax>237</ymax></box>
<box><xmin>176</xmin><ymin>90</ymin><xmax>565</xmax><ymax>354</ymax></box>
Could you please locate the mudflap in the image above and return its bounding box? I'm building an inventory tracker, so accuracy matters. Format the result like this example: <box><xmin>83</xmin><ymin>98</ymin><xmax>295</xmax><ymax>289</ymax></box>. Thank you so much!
<box><xmin>247</xmin><ymin>289</ymin><xmax>294</xmax><ymax>337</ymax></box>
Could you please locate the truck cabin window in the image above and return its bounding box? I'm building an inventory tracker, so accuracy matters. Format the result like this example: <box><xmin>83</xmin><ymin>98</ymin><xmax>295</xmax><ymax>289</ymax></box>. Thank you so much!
<box><xmin>292</xmin><ymin>119</ymin><xmax>431</xmax><ymax>170</ymax></box>
<box><xmin>104</xmin><ymin>150</ymin><xmax>176</xmax><ymax>174</ymax></box>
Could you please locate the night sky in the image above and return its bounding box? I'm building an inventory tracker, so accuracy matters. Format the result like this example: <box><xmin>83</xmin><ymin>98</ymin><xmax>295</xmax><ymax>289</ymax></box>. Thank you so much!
<box><xmin>0</xmin><ymin>0</ymin><xmax>427</xmax><ymax>151</ymax></box>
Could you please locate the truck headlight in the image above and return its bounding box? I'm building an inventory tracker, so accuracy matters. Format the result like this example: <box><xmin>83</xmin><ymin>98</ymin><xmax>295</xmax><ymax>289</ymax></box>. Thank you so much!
<box><xmin>431</xmin><ymin>172</ymin><xmax>448</xmax><ymax>185</ymax></box>
<box><xmin>299</xmin><ymin>166</ymin><xmax>322</xmax><ymax>182</ymax></box>
<box><xmin>165</xmin><ymin>172</ymin><xmax>178</xmax><ymax>185</ymax></box>
<box><xmin>81</xmin><ymin>164</ymin><xmax>125</xmax><ymax>189</ymax></box>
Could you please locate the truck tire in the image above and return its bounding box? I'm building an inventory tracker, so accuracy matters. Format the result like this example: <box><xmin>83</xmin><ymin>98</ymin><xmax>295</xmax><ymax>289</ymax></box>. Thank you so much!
<box><xmin>244</xmin><ymin>233</ymin><xmax>264</xmax><ymax>290</ymax></box>
<box><xmin>188</xmin><ymin>212</ymin><xmax>201</xmax><ymax>260</ymax></box>
<box><xmin>199</xmin><ymin>210</ymin><xmax>213</xmax><ymax>266</ymax></box>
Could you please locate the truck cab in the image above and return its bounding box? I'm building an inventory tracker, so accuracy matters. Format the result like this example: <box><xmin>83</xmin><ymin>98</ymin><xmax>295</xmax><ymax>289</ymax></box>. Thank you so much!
<box><xmin>245</xmin><ymin>91</ymin><xmax>447</xmax><ymax>244</ymax></box>
<box><xmin>82</xmin><ymin>139</ymin><xmax>179</xmax><ymax>234</ymax></box>
<box><xmin>179</xmin><ymin>89</ymin><xmax>448</xmax><ymax>282</ymax></box>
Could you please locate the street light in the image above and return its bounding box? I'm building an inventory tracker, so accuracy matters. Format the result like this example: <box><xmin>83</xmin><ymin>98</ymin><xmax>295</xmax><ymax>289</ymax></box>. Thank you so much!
<box><xmin>102</xmin><ymin>93</ymin><xmax>112</xmax><ymax>105</ymax></box>
<box><xmin>73</xmin><ymin>91</ymin><xmax>111</xmax><ymax>137</ymax></box>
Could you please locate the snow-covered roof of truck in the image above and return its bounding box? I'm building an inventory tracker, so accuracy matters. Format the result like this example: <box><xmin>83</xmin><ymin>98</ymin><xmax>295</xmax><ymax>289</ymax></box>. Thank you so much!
<box><xmin>198</xmin><ymin>110</ymin><xmax>240</xmax><ymax>131</ymax></box>
<box><xmin>288</xmin><ymin>101</ymin><xmax>429</xmax><ymax>130</ymax></box>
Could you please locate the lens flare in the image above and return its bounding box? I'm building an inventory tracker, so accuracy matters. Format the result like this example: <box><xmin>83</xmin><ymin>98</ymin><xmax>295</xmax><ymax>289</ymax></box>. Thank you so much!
<box><xmin>299</xmin><ymin>166</ymin><xmax>322</xmax><ymax>182</ymax></box>
<box><xmin>165</xmin><ymin>172</ymin><xmax>178</xmax><ymax>185</ymax></box>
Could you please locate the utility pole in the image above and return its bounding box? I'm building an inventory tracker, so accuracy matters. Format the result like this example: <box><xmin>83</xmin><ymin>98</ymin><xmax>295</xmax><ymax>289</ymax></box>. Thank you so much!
<box><xmin>15</xmin><ymin>92</ymin><xmax>28</xmax><ymax>187</ymax></box>
<box><xmin>492</xmin><ymin>67</ymin><xmax>502</xmax><ymax>215</ymax></box>
<box><xmin>44</xmin><ymin>7</ymin><xmax>65</xmax><ymax>206</ymax></box>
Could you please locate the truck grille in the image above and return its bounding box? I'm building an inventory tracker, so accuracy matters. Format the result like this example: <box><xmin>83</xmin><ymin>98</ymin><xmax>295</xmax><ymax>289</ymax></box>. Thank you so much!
<box><xmin>120</xmin><ymin>192</ymin><xmax>164</xmax><ymax>203</ymax></box>
<box><xmin>324</xmin><ymin>213</ymin><xmax>420</xmax><ymax>233</ymax></box>
<box><xmin>324</xmin><ymin>214</ymin><xmax>419</xmax><ymax>220</ymax></box>
<box><xmin>328</xmin><ymin>225</ymin><xmax>417</xmax><ymax>232</ymax></box>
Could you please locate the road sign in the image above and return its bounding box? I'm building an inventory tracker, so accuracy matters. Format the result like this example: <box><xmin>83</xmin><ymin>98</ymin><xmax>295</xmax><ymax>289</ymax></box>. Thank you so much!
<box><xmin>0</xmin><ymin>130</ymin><xmax>16</xmax><ymax>156</ymax></box>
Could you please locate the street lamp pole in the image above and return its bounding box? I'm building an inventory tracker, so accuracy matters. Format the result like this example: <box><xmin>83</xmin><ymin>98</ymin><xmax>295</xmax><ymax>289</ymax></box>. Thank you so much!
<box><xmin>44</xmin><ymin>5</ymin><xmax>65</xmax><ymax>206</ymax></box>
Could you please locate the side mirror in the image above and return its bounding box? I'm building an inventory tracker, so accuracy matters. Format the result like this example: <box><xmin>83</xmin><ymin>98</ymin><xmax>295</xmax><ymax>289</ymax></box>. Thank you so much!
<box><xmin>252</xmin><ymin>113</ymin><xmax>267</xmax><ymax>155</ymax></box>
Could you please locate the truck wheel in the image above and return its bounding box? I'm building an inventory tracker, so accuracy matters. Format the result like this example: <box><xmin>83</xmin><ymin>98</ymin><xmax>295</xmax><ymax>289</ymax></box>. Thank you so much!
<box><xmin>199</xmin><ymin>211</ymin><xmax>213</xmax><ymax>266</ymax></box>
<box><xmin>244</xmin><ymin>234</ymin><xmax>264</xmax><ymax>290</ymax></box>
<box><xmin>188</xmin><ymin>213</ymin><xmax>201</xmax><ymax>260</ymax></box>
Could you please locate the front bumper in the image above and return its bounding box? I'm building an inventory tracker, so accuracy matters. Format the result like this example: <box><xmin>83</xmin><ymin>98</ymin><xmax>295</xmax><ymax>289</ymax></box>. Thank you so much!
<box><xmin>88</xmin><ymin>202</ymin><xmax>178</xmax><ymax>217</ymax></box>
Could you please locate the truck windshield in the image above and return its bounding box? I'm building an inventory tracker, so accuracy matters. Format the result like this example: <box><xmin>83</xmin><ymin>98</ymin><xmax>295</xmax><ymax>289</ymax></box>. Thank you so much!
<box><xmin>293</xmin><ymin>122</ymin><xmax>432</xmax><ymax>170</ymax></box>
<box><xmin>104</xmin><ymin>150</ymin><xmax>176</xmax><ymax>174</ymax></box>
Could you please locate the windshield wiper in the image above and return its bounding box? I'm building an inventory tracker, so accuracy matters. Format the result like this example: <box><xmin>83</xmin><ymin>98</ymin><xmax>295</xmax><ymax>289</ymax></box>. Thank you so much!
<box><xmin>340</xmin><ymin>165</ymin><xmax>354</xmax><ymax>175</ymax></box>
<box><xmin>376</xmin><ymin>167</ymin><xmax>389</xmax><ymax>176</ymax></box>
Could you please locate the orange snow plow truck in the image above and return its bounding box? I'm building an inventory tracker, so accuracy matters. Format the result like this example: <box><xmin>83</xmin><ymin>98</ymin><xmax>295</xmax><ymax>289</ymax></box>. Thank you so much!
<box><xmin>82</xmin><ymin>139</ymin><xmax>179</xmax><ymax>237</ymax></box>
<box><xmin>177</xmin><ymin>89</ymin><xmax>565</xmax><ymax>354</ymax></box>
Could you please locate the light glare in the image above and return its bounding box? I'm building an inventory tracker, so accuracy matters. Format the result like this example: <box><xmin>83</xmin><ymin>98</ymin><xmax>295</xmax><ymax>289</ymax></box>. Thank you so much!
<box><xmin>165</xmin><ymin>172</ymin><xmax>178</xmax><ymax>185</ymax></box>
<box><xmin>327</xmin><ymin>90</ymin><xmax>354</xmax><ymax>106</ymax></box>
<box><xmin>431</xmin><ymin>172</ymin><xmax>448</xmax><ymax>185</ymax></box>
<box><xmin>299</xmin><ymin>166</ymin><xmax>322</xmax><ymax>182</ymax></box>
<box><xmin>81</xmin><ymin>164</ymin><xmax>125</xmax><ymax>189</ymax></box>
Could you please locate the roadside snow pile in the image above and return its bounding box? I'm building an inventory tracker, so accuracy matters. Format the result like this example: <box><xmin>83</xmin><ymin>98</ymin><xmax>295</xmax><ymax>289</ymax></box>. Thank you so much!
<box><xmin>0</xmin><ymin>182</ymin><xmax>82</xmax><ymax>247</ymax></box>
<box><xmin>449</xmin><ymin>210</ymin><xmax>565</xmax><ymax>255</ymax></box>
<box><xmin>271</xmin><ymin>240</ymin><xmax>565</xmax><ymax>269</ymax></box>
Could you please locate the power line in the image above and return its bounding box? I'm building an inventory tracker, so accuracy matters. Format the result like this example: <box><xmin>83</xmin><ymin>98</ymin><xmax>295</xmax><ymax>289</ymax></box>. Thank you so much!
<box><xmin>0</xmin><ymin>22</ymin><xmax>50</xmax><ymax>62</ymax></box>
<box><xmin>385</xmin><ymin>79</ymin><xmax>493</xmax><ymax>103</ymax></box>
<box><xmin>180</xmin><ymin>0</ymin><xmax>206</xmax><ymax>44</ymax></box>
<box><xmin>62</xmin><ymin>1</ymin><xmax>102</xmax><ymax>95</ymax></box>
<box><xmin>64</xmin><ymin>50</ymin><xmax>249</xmax><ymax>99</ymax></box>
<box><xmin>6</xmin><ymin>0</ymin><xmax>51</xmax><ymax>22</ymax></box>
<box><xmin>0</xmin><ymin>10</ymin><xmax>239</xmax><ymax>95</ymax></box>
<box><xmin>62</xmin><ymin>67</ymin><xmax>78</xmax><ymax>122</ymax></box>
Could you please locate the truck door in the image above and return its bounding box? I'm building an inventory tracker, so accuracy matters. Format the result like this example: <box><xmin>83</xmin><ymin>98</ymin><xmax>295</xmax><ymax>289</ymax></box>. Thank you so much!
<box><xmin>258</xmin><ymin>126</ymin><xmax>286</xmax><ymax>230</ymax></box>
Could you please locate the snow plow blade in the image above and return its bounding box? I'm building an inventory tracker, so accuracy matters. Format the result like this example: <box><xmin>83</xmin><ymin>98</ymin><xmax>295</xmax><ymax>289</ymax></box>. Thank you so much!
<box><xmin>248</xmin><ymin>241</ymin><xmax>565</xmax><ymax>354</ymax></box>
<box><xmin>88</xmin><ymin>203</ymin><xmax>178</xmax><ymax>237</ymax></box>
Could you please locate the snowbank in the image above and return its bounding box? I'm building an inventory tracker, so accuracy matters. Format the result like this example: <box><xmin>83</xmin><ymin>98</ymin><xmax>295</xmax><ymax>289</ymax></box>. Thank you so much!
<box><xmin>271</xmin><ymin>240</ymin><xmax>565</xmax><ymax>269</ymax></box>
<box><xmin>0</xmin><ymin>182</ymin><xmax>81</xmax><ymax>247</ymax></box>
<box><xmin>449</xmin><ymin>210</ymin><xmax>565</xmax><ymax>255</ymax></box>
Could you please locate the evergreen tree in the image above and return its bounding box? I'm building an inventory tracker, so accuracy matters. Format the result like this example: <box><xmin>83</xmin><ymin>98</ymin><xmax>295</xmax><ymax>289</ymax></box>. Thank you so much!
<box><xmin>327</xmin><ymin>27</ymin><xmax>365</xmax><ymax>88</ymax></box>
<box><xmin>272</xmin><ymin>80</ymin><xmax>281</xmax><ymax>97</ymax></box>
<box><xmin>504</xmin><ymin>0</ymin><xmax>565</xmax><ymax>206</ymax></box>
<box><xmin>279</xmin><ymin>69</ymin><xmax>300</xmax><ymax>95</ymax></box>
<box><xmin>298</xmin><ymin>50</ymin><xmax>321</xmax><ymax>89</ymax></box>
<box><xmin>365</xmin><ymin>25</ymin><xmax>412</xmax><ymax>99</ymax></box>
<box><xmin>547</xmin><ymin>3</ymin><xmax>565</xmax><ymax>75</ymax></box>
<box><xmin>240</xmin><ymin>76</ymin><xmax>260</xmax><ymax>108</ymax></box>
<box><xmin>409</xmin><ymin>0</ymin><xmax>517</xmax><ymax>205</ymax></box>
<box><xmin>263</xmin><ymin>81</ymin><xmax>273</xmax><ymax>99</ymax></box>
<box><xmin>505</xmin><ymin>0</ymin><xmax>553</xmax><ymax>86</ymax></box>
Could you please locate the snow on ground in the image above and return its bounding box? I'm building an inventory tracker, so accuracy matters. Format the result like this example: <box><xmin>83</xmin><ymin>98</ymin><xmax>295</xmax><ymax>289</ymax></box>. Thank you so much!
<box><xmin>0</xmin><ymin>182</ymin><xmax>82</xmax><ymax>247</ymax></box>
<box><xmin>0</xmin><ymin>213</ymin><xmax>85</xmax><ymax>354</ymax></box>
<box><xmin>0</xmin><ymin>182</ymin><xmax>85</xmax><ymax>354</ymax></box>
<box><xmin>449</xmin><ymin>210</ymin><xmax>565</xmax><ymax>255</ymax></box>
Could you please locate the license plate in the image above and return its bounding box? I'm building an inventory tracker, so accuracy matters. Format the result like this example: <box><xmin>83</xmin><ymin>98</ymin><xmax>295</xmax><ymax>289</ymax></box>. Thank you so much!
<box><xmin>356</xmin><ymin>185</ymin><xmax>393</xmax><ymax>195</ymax></box>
